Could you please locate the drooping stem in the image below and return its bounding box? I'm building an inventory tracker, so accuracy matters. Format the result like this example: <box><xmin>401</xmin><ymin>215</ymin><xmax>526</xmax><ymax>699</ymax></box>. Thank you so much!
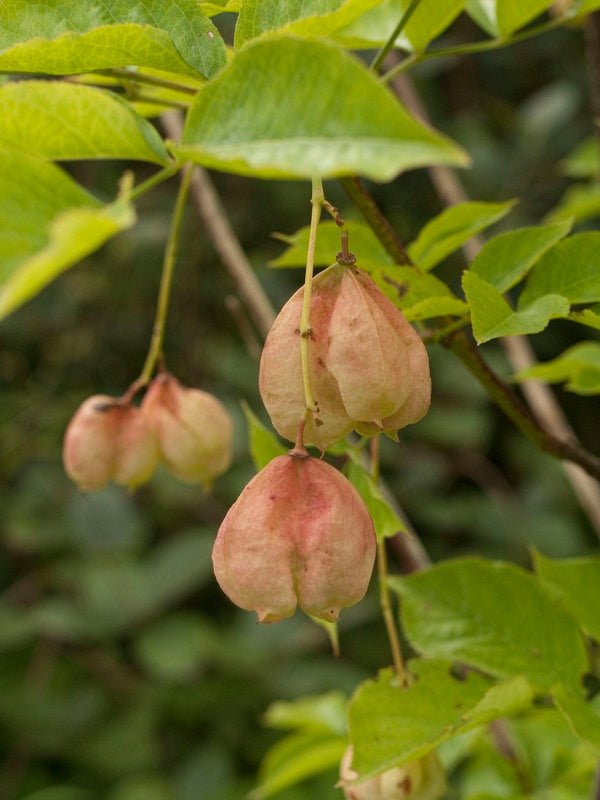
<box><xmin>321</xmin><ymin>199</ymin><xmax>355</xmax><ymax>264</ymax></box>
<box><xmin>138</xmin><ymin>163</ymin><xmax>194</xmax><ymax>385</ymax></box>
<box><xmin>371</xmin><ymin>436</ymin><xmax>408</xmax><ymax>684</ymax></box>
<box><xmin>370</xmin><ymin>0</ymin><xmax>424</xmax><ymax>72</ymax></box>
<box><xmin>128</xmin><ymin>165</ymin><xmax>180</xmax><ymax>203</ymax></box>
<box><xmin>299</xmin><ymin>177</ymin><xmax>324</xmax><ymax>415</ymax></box>
<box><xmin>101</xmin><ymin>67</ymin><xmax>199</xmax><ymax>95</ymax></box>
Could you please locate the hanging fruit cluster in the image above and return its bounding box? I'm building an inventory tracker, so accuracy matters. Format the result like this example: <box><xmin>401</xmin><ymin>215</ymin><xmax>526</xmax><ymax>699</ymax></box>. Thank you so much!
<box><xmin>61</xmin><ymin>205</ymin><xmax>431</xmax><ymax>627</ymax></box>
<box><xmin>63</xmin><ymin>373</ymin><xmax>233</xmax><ymax>491</ymax></box>
<box><xmin>213</xmin><ymin>256</ymin><xmax>431</xmax><ymax>623</ymax></box>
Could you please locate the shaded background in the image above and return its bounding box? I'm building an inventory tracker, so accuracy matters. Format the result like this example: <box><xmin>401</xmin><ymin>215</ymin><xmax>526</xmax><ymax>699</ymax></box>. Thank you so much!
<box><xmin>0</xmin><ymin>12</ymin><xmax>599</xmax><ymax>800</ymax></box>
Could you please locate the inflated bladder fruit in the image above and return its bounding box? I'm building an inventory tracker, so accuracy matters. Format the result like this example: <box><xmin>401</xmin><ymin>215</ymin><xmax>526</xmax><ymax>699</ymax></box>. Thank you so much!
<box><xmin>212</xmin><ymin>451</ymin><xmax>376</xmax><ymax>622</ymax></box>
<box><xmin>142</xmin><ymin>372</ymin><xmax>233</xmax><ymax>485</ymax></box>
<box><xmin>63</xmin><ymin>395</ymin><xmax>158</xmax><ymax>491</ymax></box>
<box><xmin>259</xmin><ymin>264</ymin><xmax>431</xmax><ymax>450</ymax></box>
<box><xmin>339</xmin><ymin>747</ymin><xmax>446</xmax><ymax>800</ymax></box>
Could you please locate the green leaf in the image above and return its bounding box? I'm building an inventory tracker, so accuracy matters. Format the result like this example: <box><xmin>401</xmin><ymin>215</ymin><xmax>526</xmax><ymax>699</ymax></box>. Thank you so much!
<box><xmin>546</xmin><ymin>182</ymin><xmax>600</xmax><ymax>225</ymax></box>
<box><xmin>552</xmin><ymin>686</ymin><xmax>600</xmax><ymax>754</ymax></box>
<box><xmin>466</xmin><ymin>0</ymin><xmax>556</xmax><ymax>37</ymax></box>
<box><xmin>234</xmin><ymin>0</ymin><xmax>384</xmax><ymax>48</ymax></box>
<box><xmin>462</xmin><ymin>271</ymin><xmax>568</xmax><ymax>344</ymax></box>
<box><xmin>496</xmin><ymin>0</ymin><xmax>556</xmax><ymax>37</ymax></box>
<box><xmin>513</xmin><ymin>342</ymin><xmax>600</xmax><ymax>395</ymax></box>
<box><xmin>570</xmin><ymin>0</ymin><xmax>600</xmax><ymax>13</ymax></box>
<box><xmin>0</xmin><ymin>81</ymin><xmax>169</xmax><ymax>164</ymax></box>
<box><xmin>390</xmin><ymin>558</ymin><xmax>589</xmax><ymax>692</ymax></box>
<box><xmin>0</xmin><ymin>150</ymin><xmax>135</xmax><ymax>321</ymax></box>
<box><xmin>263</xmin><ymin>692</ymin><xmax>347</xmax><ymax>735</ymax></box>
<box><xmin>251</xmin><ymin>731</ymin><xmax>346</xmax><ymax>800</ymax></box>
<box><xmin>560</xmin><ymin>137</ymin><xmax>600</xmax><ymax>179</ymax></box>
<box><xmin>334</xmin><ymin>0</ymin><xmax>465</xmax><ymax>52</ymax></box>
<box><xmin>371</xmin><ymin>265</ymin><xmax>469</xmax><ymax>320</ymax></box>
<box><xmin>568</xmin><ymin>306</ymin><xmax>600</xmax><ymax>331</ymax></box>
<box><xmin>270</xmin><ymin>221</ymin><xmax>393</xmax><ymax>269</ymax></box>
<box><xmin>532</xmin><ymin>551</ymin><xmax>600</xmax><ymax>641</ymax></box>
<box><xmin>241</xmin><ymin>401</ymin><xmax>287</xmax><ymax>471</ymax></box>
<box><xmin>408</xmin><ymin>201</ymin><xmax>515</xmax><ymax>271</ymax></box>
<box><xmin>345</xmin><ymin>460</ymin><xmax>408</xmax><ymax>540</ymax></box>
<box><xmin>0</xmin><ymin>0</ymin><xmax>225</xmax><ymax>79</ymax></box>
<box><xmin>348</xmin><ymin>660</ymin><xmax>533</xmax><ymax>779</ymax></box>
<box><xmin>520</xmin><ymin>233</ymin><xmax>600</xmax><ymax>306</ymax></box>
<box><xmin>179</xmin><ymin>37</ymin><xmax>468</xmax><ymax>181</ymax></box>
<box><xmin>469</xmin><ymin>219</ymin><xmax>572</xmax><ymax>292</ymax></box>
<box><xmin>465</xmin><ymin>0</ymin><xmax>499</xmax><ymax>35</ymax></box>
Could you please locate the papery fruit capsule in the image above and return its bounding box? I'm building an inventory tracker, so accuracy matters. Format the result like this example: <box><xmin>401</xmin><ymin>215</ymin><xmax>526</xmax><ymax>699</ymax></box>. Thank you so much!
<box><xmin>259</xmin><ymin>264</ymin><xmax>431</xmax><ymax>450</ymax></box>
<box><xmin>63</xmin><ymin>395</ymin><xmax>158</xmax><ymax>491</ymax></box>
<box><xmin>339</xmin><ymin>747</ymin><xmax>446</xmax><ymax>800</ymax></box>
<box><xmin>212</xmin><ymin>452</ymin><xmax>376</xmax><ymax>623</ymax></box>
<box><xmin>142</xmin><ymin>373</ymin><xmax>233</xmax><ymax>486</ymax></box>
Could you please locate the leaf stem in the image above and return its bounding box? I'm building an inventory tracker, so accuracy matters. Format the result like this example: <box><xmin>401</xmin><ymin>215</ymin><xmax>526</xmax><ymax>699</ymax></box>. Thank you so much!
<box><xmin>299</xmin><ymin>177</ymin><xmax>324</xmax><ymax>415</ymax></box>
<box><xmin>101</xmin><ymin>68</ymin><xmax>199</xmax><ymax>95</ymax></box>
<box><xmin>370</xmin><ymin>0</ymin><xmax>424</xmax><ymax>72</ymax></box>
<box><xmin>371</xmin><ymin>436</ymin><xmax>408</xmax><ymax>684</ymax></box>
<box><xmin>128</xmin><ymin>165</ymin><xmax>180</xmax><ymax>202</ymax></box>
<box><xmin>381</xmin><ymin>15</ymin><xmax>567</xmax><ymax>82</ymax></box>
<box><xmin>138</xmin><ymin>164</ymin><xmax>194</xmax><ymax>385</ymax></box>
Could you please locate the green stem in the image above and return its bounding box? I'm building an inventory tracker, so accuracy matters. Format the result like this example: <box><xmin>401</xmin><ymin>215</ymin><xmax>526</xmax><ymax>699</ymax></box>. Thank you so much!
<box><xmin>101</xmin><ymin>68</ymin><xmax>199</xmax><ymax>95</ymax></box>
<box><xmin>128</xmin><ymin>166</ymin><xmax>180</xmax><ymax>203</ymax></box>
<box><xmin>381</xmin><ymin>15</ymin><xmax>566</xmax><ymax>81</ymax></box>
<box><xmin>371</xmin><ymin>436</ymin><xmax>407</xmax><ymax>683</ymax></box>
<box><xmin>299</xmin><ymin>177</ymin><xmax>324</xmax><ymax>415</ymax></box>
<box><xmin>138</xmin><ymin>164</ymin><xmax>194</xmax><ymax>385</ymax></box>
<box><xmin>370</xmin><ymin>0</ymin><xmax>424</xmax><ymax>72</ymax></box>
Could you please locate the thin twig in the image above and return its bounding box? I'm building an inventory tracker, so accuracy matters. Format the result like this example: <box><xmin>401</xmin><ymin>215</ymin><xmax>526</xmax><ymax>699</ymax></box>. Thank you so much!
<box><xmin>160</xmin><ymin>112</ymin><xmax>277</xmax><ymax>340</ymax></box>
<box><xmin>101</xmin><ymin>67</ymin><xmax>199</xmax><ymax>95</ymax></box>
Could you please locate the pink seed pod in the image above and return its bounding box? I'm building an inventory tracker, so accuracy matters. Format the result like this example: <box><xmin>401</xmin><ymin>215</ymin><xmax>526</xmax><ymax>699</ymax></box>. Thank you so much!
<box><xmin>212</xmin><ymin>452</ymin><xmax>376</xmax><ymax>623</ymax></box>
<box><xmin>259</xmin><ymin>264</ymin><xmax>431</xmax><ymax>450</ymax></box>
<box><xmin>63</xmin><ymin>395</ymin><xmax>159</xmax><ymax>491</ymax></box>
<box><xmin>339</xmin><ymin>747</ymin><xmax>446</xmax><ymax>800</ymax></box>
<box><xmin>142</xmin><ymin>373</ymin><xmax>233</xmax><ymax>486</ymax></box>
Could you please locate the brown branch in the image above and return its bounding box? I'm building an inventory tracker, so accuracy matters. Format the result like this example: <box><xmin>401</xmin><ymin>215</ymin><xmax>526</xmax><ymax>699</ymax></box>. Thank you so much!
<box><xmin>386</xmin><ymin>58</ymin><xmax>600</xmax><ymax>532</ymax></box>
<box><xmin>160</xmin><ymin>112</ymin><xmax>277</xmax><ymax>340</ymax></box>
<box><xmin>584</xmin><ymin>11</ymin><xmax>600</xmax><ymax>147</ymax></box>
<box><xmin>341</xmin><ymin>175</ymin><xmax>600</xmax><ymax>483</ymax></box>
<box><xmin>340</xmin><ymin>177</ymin><xmax>412</xmax><ymax>264</ymax></box>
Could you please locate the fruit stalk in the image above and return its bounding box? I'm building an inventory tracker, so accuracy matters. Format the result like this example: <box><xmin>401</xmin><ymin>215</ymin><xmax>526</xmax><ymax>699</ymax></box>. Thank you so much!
<box><xmin>299</xmin><ymin>176</ymin><xmax>324</xmax><ymax>416</ymax></box>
